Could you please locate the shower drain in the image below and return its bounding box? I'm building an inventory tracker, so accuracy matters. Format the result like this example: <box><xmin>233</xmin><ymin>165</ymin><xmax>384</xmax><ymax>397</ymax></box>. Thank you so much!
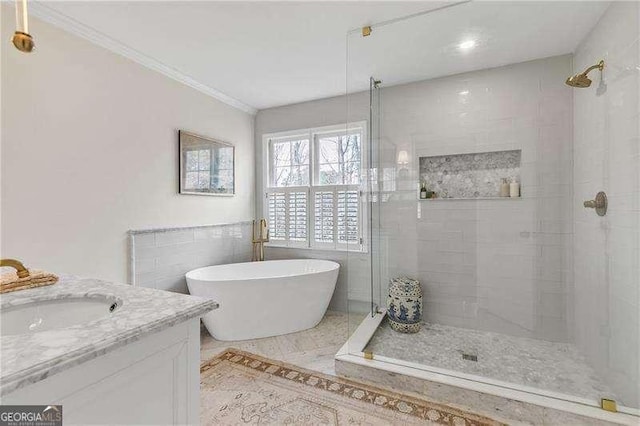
<box><xmin>462</xmin><ymin>353</ymin><xmax>478</xmax><ymax>362</ymax></box>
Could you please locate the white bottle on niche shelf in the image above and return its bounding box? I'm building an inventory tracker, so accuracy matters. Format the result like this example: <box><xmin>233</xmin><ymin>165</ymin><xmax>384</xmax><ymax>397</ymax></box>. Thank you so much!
<box><xmin>499</xmin><ymin>178</ymin><xmax>510</xmax><ymax>197</ymax></box>
<box><xmin>509</xmin><ymin>178</ymin><xmax>520</xmax><ymax>198</ymax></box>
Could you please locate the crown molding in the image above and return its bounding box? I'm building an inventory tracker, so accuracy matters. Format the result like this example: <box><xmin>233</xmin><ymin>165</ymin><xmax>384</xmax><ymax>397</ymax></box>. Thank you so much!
<box><xmin>27</xmin><ymin>2</ymin><xmax>257</xmax><ymax>115</ymax></box>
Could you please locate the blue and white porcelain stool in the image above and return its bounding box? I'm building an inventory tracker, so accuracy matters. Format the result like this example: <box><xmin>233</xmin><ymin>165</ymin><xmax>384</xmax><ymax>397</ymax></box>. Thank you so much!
<box><xmin>386</xmin><ymin>277</ymin><xmax>422</xmax><ymax>333</ymax></box>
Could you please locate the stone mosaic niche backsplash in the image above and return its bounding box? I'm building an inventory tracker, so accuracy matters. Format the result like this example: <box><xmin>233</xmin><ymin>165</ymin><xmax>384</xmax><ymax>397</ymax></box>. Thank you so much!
<box><xmin>419</xmin><ymin>150</ymin><xmax>521</xmax><ymax>199</ymax></box>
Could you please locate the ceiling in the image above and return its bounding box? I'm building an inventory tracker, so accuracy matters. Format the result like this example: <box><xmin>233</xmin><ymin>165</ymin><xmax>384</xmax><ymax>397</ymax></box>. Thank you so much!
<box><xmin>31</xmin><ymin>1</ymin><xmax>609</xmax><ymax>112</ymax></box>
<box><xmin>348</xmin><ymin>1</ymin><xmax>610</xmax><ymax>92</ymax></box>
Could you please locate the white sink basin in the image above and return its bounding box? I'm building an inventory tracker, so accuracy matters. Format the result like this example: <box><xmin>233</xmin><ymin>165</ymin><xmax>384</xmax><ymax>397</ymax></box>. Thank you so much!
<box><xmin>1</xmin><ymin>297</ymin><xmax>120</xmax><ymax>336</ymax></box>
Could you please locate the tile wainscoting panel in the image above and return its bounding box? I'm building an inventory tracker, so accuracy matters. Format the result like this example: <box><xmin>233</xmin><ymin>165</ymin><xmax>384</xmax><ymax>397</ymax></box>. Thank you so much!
<box><xmin>129</xmin><ymin>222</ymin><xmax>253</xmax><ymax>293</ymax></box>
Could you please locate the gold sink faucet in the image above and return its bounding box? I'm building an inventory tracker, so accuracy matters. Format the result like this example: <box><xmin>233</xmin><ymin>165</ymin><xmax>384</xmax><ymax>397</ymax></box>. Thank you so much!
<box><xmin>0</xmin><ymin>258</ymin><xmax>30</xmax><ymax>278</ymax></box>
<box><xmin>252</xmin><ymin>219</ymin><xmax>270</xmax><ymax>261</ymax></box>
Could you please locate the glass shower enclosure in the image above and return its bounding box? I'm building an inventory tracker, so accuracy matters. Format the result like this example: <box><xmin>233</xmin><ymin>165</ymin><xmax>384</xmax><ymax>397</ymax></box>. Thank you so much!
<box><xmin>343</xmin><ymin>0</ymin><xmax>639</xmax><ymax>417</ymax></box>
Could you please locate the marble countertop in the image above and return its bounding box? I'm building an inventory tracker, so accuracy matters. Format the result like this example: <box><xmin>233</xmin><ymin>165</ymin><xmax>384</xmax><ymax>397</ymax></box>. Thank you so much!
<box><xmin>0</xmin><ymin>275</ymin><xmax>217</xmax><ymax>396</ymax></box>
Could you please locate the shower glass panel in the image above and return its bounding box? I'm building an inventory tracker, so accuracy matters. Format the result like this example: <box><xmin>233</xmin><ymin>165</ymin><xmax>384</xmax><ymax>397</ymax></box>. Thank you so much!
<box><xmin>345</xmin><ymin>0</ymin><xmax>639</xmax><ymax>413</ymax></box>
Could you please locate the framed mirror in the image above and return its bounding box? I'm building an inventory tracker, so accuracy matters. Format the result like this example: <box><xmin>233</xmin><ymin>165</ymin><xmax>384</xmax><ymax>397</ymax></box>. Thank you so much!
<box><xmin>179</xmin><ymin>130</ymin><xmax>235</xmax><ymax>196</ymax></box>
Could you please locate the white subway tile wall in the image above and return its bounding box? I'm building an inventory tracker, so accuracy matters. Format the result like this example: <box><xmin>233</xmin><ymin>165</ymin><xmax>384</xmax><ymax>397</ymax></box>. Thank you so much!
<box><xmin>129</xmin><ymin>222</ymin><xmax>253</xmax><ymax>293</ymax></box>
<box><xmin>370</xmin><ymin>54</ymin><xmax>574</xmax><ymax>343</ymax></box>
<box><xmin>572</xmin><ymin>1</ymin><xmax>640</xmax><ymax>409</ymax></box>
<box><xmin>257</xmin><ymin>55</ymin><xmax>575</xmax><ymax>342</ymax></box>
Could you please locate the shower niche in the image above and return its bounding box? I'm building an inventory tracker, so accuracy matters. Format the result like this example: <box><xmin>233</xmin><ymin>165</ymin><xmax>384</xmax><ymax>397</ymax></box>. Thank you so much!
<box><xmin>418</xmin><ymin>149</ymin><xmax>522</xmax><ymax>200</ymax></box>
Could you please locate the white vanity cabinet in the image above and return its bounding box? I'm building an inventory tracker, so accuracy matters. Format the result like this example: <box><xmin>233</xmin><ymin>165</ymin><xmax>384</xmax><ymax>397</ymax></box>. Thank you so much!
<box><xmin>3</xmin><ymin>319</ymin><xmax>201</xmax><ymax>425</ymax></box>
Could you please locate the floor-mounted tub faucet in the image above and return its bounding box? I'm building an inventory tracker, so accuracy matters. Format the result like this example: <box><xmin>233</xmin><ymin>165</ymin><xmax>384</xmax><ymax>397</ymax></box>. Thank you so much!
<box><xmin>251</xmin><ymin>219</ymin><xmax>270</xmax><ymax>261</ymax></box>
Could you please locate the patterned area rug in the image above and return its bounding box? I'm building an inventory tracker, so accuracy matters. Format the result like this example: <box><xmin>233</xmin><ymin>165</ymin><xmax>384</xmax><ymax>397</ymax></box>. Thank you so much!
<box><xmin>201</xmin><ymin>349</ymin><xmax>504</xmax><ymax>425</ymax></box>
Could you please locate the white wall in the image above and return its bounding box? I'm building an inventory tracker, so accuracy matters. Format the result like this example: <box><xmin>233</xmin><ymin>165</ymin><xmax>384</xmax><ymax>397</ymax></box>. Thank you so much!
<box><xmin>572</xmin><ymin>1</ymin><xmax>640</xmax><ymax>409</ymax></box>
<box><xmin>1</xmin><ymin>8</ymin><xmax>255</xmax><ymax>283</ymax></box>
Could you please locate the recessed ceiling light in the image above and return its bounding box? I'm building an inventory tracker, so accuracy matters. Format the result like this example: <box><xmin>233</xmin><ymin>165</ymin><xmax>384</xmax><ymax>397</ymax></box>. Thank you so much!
<box><xmin>458</xmin><ymin>40</ymin><xmax>476</xmax><ymax>50</ymax></box>
<box><xmin>459</xmin><ymin>90</ymin><xmax>470</xmax><ymax>96</ymax></box>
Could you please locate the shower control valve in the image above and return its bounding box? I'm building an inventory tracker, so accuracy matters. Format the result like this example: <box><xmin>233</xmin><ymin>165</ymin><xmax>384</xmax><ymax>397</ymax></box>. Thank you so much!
<box><xmin>583</xmin><ymin>191</ymin><xmax>607</xmax><ymax>216</ymax></box>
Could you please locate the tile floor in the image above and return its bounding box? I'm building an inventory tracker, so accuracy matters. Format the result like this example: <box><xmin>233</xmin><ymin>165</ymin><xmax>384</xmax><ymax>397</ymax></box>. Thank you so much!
<box><xmin>200</xmin><ymin>311</ymin><xmax>621</xmax><ymax>425</ymax></box>
<box><xmin>365</xmin><ymin>319</ymin><xmax>615</xmax><ymax>403</ymax></box>
<box><xmin>200</xmin><ymin>310</ymin><xmax>357</xmax><ymax>375</ymax></box>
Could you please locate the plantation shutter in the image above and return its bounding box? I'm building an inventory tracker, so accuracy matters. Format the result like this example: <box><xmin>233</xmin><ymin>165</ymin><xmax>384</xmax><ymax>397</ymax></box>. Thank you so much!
<box><xmin>267</xmin><ymin>192</ymin><xmax>286</xmax><ymax>241</ymax></box>
<box><xmin>266</xmin><ymin>188</ymin><xmax>309</xmax><ymax>247</ymax></box>
<box><xmin>313</xmin><ymin>189</ymin><xmax>335</xmax><ymax>246</ymax></box>
<box><xmin>310</xmin><ymin>186</ymin><xmax>361</xmax><ymax>249</ymax></box>
<box><xmin>337</xmin><ymin>189</ymin><xmax>360</xmax><ymax>245</ymax></box>
<box><xmin>288</xmin><ymin>191</ymin><xmax>308</xmax><ymax>242</ymax></box>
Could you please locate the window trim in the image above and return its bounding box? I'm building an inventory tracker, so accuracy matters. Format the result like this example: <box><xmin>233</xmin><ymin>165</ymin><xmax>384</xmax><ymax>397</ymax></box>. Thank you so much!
<box><xmin>262</xmin><ymin>122</ymin><xmax>368</xmax><ymax>253</ymax></box>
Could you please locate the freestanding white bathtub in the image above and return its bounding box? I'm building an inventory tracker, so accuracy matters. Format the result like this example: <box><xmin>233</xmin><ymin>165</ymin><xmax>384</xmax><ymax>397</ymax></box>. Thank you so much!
<box><xmin>186</xmin><ymin>259</ymin><xmax>339</xmax><ymax>341</ymax></box>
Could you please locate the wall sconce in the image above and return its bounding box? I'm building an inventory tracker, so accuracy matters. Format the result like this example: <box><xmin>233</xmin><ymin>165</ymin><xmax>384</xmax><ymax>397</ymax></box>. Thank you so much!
<box><xmin>397</xmin><ymin>150</ymin><xmax>410</xmax><ymax>180</ymax></box>
<box><xmin>12</xmin><ymin>0</ymin><xmax>35</xmax><ymax>53</ymax></box>
<box><xmin>397</xmin><ymin>150</ymin><xmax>409</xmax><ymax>168</ymax></box>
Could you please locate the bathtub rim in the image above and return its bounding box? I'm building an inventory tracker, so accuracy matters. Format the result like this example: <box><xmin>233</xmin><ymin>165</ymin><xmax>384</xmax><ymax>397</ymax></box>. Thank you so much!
<box><xmin>185</xmin><ymin>259</ymin><xmax>340</xmax><ymax>283</ymax></box>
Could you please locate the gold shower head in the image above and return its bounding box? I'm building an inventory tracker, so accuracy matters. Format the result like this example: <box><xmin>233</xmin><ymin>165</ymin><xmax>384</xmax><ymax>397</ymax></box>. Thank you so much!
<box><xmin>566</xmin><ymin>60</ymin><xmax>604</xmax><ymax>88</ymax></box>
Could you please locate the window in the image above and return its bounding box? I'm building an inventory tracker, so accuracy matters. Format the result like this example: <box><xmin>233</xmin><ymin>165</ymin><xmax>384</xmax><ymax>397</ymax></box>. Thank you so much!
<box><xmin>316</xmin><ymin>133</ymin><xmax>361</xmax><ymax>185</ymax></box>
<box><xmin>271</xmin><ymin>137</ymin><xmax>309</xmax><ymax>187</ymax></box>
<box><xmin>263</xmin><ymin>123</ymin><xmax>366</xmax><ymax>251</ymax></box>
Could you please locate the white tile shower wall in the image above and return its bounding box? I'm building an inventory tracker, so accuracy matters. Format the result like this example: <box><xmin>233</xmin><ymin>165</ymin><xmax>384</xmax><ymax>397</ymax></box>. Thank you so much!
<box><xmin>572</xmin><ymin>2</ymin><xmax>639</xmax><ymax>408</ymax></box>
<box><xmin>374</xmin><ymin>55</ymin><xmax>574</xmax><ymax>343</ymax></box>
<box><xmin>256</xmin><ymin>56</ymin><xmax>573</xmax><ymax>340</ymax></box>
<box><xmin>129</xmin><ymin>222</ymin><xmax>253</xmax><ymax>293</ymax></box>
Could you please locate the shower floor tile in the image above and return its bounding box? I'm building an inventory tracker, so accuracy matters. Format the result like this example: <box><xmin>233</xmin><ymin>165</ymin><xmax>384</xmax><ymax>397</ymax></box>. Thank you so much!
<box><xmin>365</xmin><ymin>319</ymin><xmax>615</xmax><ymax>403</ymax></box>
